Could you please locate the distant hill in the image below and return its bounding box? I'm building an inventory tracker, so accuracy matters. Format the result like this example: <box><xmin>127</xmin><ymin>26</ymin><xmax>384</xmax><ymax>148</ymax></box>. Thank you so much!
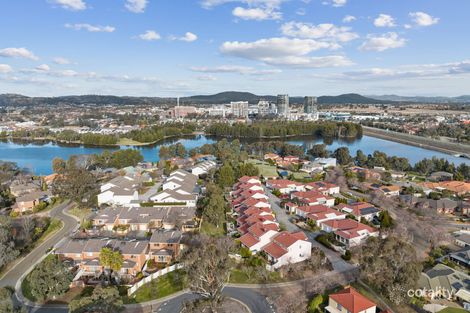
<box><xmin>0</xmin><ymin>91</ymin><xmax>392</xmax><ymax>106</ymax></box>
<box><xmin>369</xmin><ymin>94</ymin><xmax>470</xmax><ymax>104</ymax></box>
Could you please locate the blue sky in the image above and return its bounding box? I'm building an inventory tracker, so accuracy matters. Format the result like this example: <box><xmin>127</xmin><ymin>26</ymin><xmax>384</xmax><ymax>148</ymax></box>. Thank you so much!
<box><xmin>0</xmin><ymin>0</ymin><xmax>469</xmax><ymax>97</ymax></box>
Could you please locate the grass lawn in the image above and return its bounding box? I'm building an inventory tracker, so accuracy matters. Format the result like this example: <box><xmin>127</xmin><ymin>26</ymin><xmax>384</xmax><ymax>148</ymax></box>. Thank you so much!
<box><xmin>200</xmin><ymin>220</ymin><xmax>225</xmax><ymax>237</ymax></box>
<box><xmin>38</xmin><ymin>218</ymin><xmax>62</xmax><ymax>244</ymax></box>
<box><xmin>67</xmin><ymin>207</ymin><xmax>91</xmax><ymax>221</ymax></box>
<box><xmin>127</xmin><ymin>270</ymin><xmax>187</xmax><ymax>304</ymax></box>
<box><xmin>21</xmin><ymin>275</ymin><xmax>37</xmax><ymax>302</ymax></box>
<box><xmin>246</xmin><ymin>159</ymin><xmax>278</xmax><ymax>178</ymax></box>
<box><xmin>438</xmin><ymin>308</ymin><xmax>468</xmax><ymax>313</ymax></box>
<box><xmin>229</xmin><ymin>268</ymin><xmax>283</xmax><ymax>284</ymax></box>
<box><xmin>117</xmin><ymin>137</ymin><xmax>146</xmax><ymax>146</ymax></box>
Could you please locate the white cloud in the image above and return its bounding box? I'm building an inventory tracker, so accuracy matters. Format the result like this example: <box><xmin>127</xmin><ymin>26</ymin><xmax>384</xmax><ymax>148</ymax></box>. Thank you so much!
<box><xmin>196</xmin><ymin>75</ymin><xmax>217</xmax><ymax>81</ymax></box>
<box><xmin>138</xmin><ymin>30</ymin><xmax>161</xmax><ymax>41</ymax></box>
<box><xmin>65</xmin><ymin>23</ymin><xmax>115</xmax><ymax>33</ymax></box>
<box><xmin>170</xmin><ymin>32</ymin><xmax>198</xmax><ymax>42</ymax></box>
<box><xmin>409</xmin><ymin>12</ymin><xmax>439</xmax><ymax>27</ymax></box>
<box><xmin>328</xmin><ymin>60</ymin><xmax>470</xmax><ymax>81</ymax></box>
<box><xmin>0</xmin><ymin>64</ymin><xmax>12</xmax><ymax>73</ymax></box>
<box><xmin>201</xmin><ymin>0</ymin><xmax>285</xmax><ymax>9</ymax></box>
<box><xmin>374</xmin><ymin>14</ymin><xmax>396</xmax><ymax>27</ymax></box>
<box><xmin>0</xmin><ymin>47</ymin><xmax>39</xmax><ymax>60</ymax></box>
<box><xmin>323</xmin><ymin>0</ymin><xmax>347</xmax><ymax>7</ymax></box>
<box><xmin>220</xmin><ymin>37</ymin><xmax>352</xmax><ymax>68</ymax></box>
<box><xmin>232</xmin><ymin>6</ymin><xmax>281</xmax><ymax>20</ymax></box>
<box><xmin>35</xmin><ymin>64</ymin><xmax>50</xmax><ymax>72</ymax></box>
<box><xmin>296</xmin><ymin>8</ymin><xmax>306</xmax><ymax>16</ymax></box>
<box><xmin>281</xmin><ymin>22</ymin><xmax>359</xmax><ymax>43</ymax></box>
<box><xmin>360</xmin><ymin>32</ymin><xmax>406</xmax><ymax>52</ymax></box>
<box><xmin>50</xmin><ymin>0</ymin><xmax>86</xmax><ymax>11</ymax></box>
<box><xmin>53</xmin><ymin>57</ymin><xmax>71</xmax><ymax>65</ymax></box>
<box><xmin>125</xmin><ymin>0</ymin><xmax>148</xmax><ymax>13</ymax></box>
<box><xmin>342</xmin><ymin>15</ymin><xmax>356</xmax><ymax>23</ymax></box>
<box><xmin>190</xmin><ymin>65</ymin><xmax>282</xmax><ymax>75</ymax></box>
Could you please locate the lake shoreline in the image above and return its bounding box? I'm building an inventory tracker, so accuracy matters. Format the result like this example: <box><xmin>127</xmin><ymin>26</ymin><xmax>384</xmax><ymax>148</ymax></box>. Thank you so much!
<box><xmin>363</xmin><ymin>126</ymin><xmax>470</xmax><ymax>157</ymax></box>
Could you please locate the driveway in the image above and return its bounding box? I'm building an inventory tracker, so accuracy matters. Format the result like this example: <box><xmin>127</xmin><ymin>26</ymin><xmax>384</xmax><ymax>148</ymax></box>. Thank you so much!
<box><xmin>264</xmin><ymin>187</ymin><xmax>356</xmax><ymax>273</ymax></box>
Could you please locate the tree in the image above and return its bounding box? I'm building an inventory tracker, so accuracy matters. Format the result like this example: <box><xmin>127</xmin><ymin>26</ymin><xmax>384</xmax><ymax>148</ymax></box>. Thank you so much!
<box><xmin>0</xmin><ymin>216</ymin><xmax>19</xmax><ymax>269</ymax></box>
<box><xmin>378</xmin><ymin>210</ymin><xmax>394</xmax><ymax>228</ymax></box>
<box><xmin>183</xmin><ymin>235</ymin><xmax>233</xmax><ymax>312</ymax></box>
<box><xmin>68</xmin><ymin>286</ymin><xmax>123</xmax><ymax>313</ymax></box>
<box><xmin>333</xmin><ymin>147</ymin><xmax>352</xmax><ymax>165</ymax></box>
<box><xmin>202</xmin><ymin>191</ymin><xmax>226</xmax><ymax>228</ymax></box>
<box><xmin>0</xmin><ymin>287</ymin><xmax>26</xmax><ymax>313</ymax></box>
<box><xmin>52</xmin><ymin>157</ymin><xmax>66</xmax><ymax>173</ymax></box>
<box><xmin>99</xmin><ymin>247</ymin><xmax>124</xmax><ymax>272</ymax></box>
<box><xmin>355</xmin><ymin>150</ymin><xmax>368</xmax><ymax>167</ymax></box>
<box><xmin>217</xmin><ymin>163</ymin><xmax>235</xmax><ymax>188</ymax></box>
<box><xmin>307</xmin><ymin>294</ymin><xmax>323</xmax><ymax>313</ymax></box>
<box><xmin>51</xmin><ymin>167</ymin><xmax>96</xmax><ymax>207</ymax></box>
<box><xmin>308</xmin><ymin>144</ymin><xmax>328</xmax><ymax>158</ymax></box>
<box><xmin>359</xmin><ymin>236</ymin><xmax>421</xmax><ymax>305</ymax></box>
<box><xmin>27</xmin><ymin>255</ymin><xmax>72</xmax><ymax>301</ymax></box>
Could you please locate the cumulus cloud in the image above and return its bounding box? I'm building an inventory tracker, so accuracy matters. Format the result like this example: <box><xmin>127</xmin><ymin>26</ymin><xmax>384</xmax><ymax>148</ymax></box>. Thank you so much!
<box><xmin>360</xmin><ymin>32</ymin><xmax>406</xmax><ymax>52</ymax></box>
<box><xmin>35</xmin><ymin>64</ymin><xmax>50</xmax><ymax>72</ymax></box>
<box><xmin>50</xmin><ymin>0</ymin><xmax>86</xmax><ymax>11</ymax></box>
<box><xmin>190</xmin><ymin>65</ymin><xmax>282</xmax><ymax>75</ymax></box>
<box><xmin>138</xmin><ymin>30</ymin><xmax>161</xmax><ymax>41</ymax></box>
<box><xmin>281</xmin><ymin>22</ymin><xmax>359</xmax><ymax>43</ymax></box>
<box><xmin>374</xmin><ymin>14</ymin><xmax>396</xmax><ymax>27</ymax></box>
<box><xmin>0</xmin><ymin>47</ymin><xmax>39</xmax><ymax>60</ymax></box>
<box><xmin>342</xmin><ymin>15</ymin><xmax>356</xmax><ymax>23</ymax></box>
<box><xmin>125</xmin><ymin>0</ymin><xmax>148</xmax><ymax>13</ymax></box>
<box><xmin>220</xmin><ymin>37</ymin><xmax>352</xmax><ymax>68</ymax></box>
<box><xmin>232</xmin><ymin>6</ymin><xmax>281</xmax><ymax>20</ymax></box>
<box><xmin>328</xmin><ymin>60</ymin><xmax>470</xmax><ymax>81</ymax></box>
<box><xmin>65</xmin><ymin>23</ymin><xmax>115</xmax><ymax>32</ymax></box>
<box><xmin>201</xmin><ymin>0</ymin><xmax>285</xmax><ymax>9</ymax></box>
<box><xmin>0</xmin><ymin>64</ymin><xmax>12</xmax><ymax>73</ymax></box>
<box><xmin>170</xmin><ymin>32</ymin><xmax>198</xmax><ymax>42</ymax></box>
<box><xmin>409</xmin><ymin>12</ymin><xmax>439</xmax><ymax>27</ymax></box>
<box><xmin>323</xmin><ymin>0</ymin><xmax>347</xmax><ymax>7</ymax></box>
<box><xmin>53</xmin><ymin>57</ymin><xmax>71</xmax><ymax>65</ymax></box>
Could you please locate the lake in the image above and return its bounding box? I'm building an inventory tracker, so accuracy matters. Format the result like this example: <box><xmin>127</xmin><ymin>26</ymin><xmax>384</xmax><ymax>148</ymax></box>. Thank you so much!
<box><xmin>0</xmin><ymin>135</ymin><xmax>469</xmax><ymax>175</ymax></box>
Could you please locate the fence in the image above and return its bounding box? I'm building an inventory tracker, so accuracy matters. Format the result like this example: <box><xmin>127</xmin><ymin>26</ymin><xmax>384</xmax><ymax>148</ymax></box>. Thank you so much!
<box><xmin>127</xmin><ymin>263</ymin><xmax>184</xmax><ymax>296</ymax></box>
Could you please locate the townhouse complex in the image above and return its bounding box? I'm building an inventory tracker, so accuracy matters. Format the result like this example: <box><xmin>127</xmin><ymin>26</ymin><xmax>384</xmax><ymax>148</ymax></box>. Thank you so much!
<box><xmin>55</xmin><ymin>168</ymin><xmax>201</xmax><ymax>283</ymax></box>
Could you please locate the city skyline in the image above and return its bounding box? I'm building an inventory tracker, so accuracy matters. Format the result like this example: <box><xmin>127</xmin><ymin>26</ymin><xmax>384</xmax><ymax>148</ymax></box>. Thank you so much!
<box><xmin>0</xmin><ymin>0</ymin><xmax>469</xmax><ymax>97</ymax></box>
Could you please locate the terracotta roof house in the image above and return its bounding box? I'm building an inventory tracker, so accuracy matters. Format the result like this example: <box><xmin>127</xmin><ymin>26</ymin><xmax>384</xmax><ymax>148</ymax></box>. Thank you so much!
<box><xmin>239</xmin><ymin>223</ymin><xmax>279</xmax><ymax>253</ymax></box>
<box><xmin>261</xmin><ymin>231</ymin><xmax>311</xmax><ymax>270</ymax></box>
<box><xmin>291</xmin><ymin>190</ymin><xmax>335</xmax><ymax>207</ymax></box>
<box><xmin>266</xmin><ymin>179</ymin><xmax>305</xmax><ymax>194</ymax></box>
<box><xmin>326</xmin><ymin>287</ymin><xmax>377</xmax><ymax>313</ymax></box>
<box><xmin>321</xmin><ymin>219</ymin><xmax>379</xmax><ymax>249</ymax></box>
<box><xmin>305</xmin><ymin>181</ymin><xmax>340</xmax><ymax>195</ymax></box>
<box><xmin>336</xmin><ymin>202</ymin><xmax>381</xmax><ymax>222</ymax></box>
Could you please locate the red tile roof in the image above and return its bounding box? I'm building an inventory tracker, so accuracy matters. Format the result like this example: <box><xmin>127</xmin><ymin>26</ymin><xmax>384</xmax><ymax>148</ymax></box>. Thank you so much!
<box><xmin>329</xmin><ymin>287</ymin><xmax>376</xmax><ymax>313</ymax></box>
<box><xmin>239</xmin><ymin>233</ymin><xmax>259</xmax><ymax>248</ymax></box>
<box><xmin>272</xmin><ymin>231</ymin><xmax>306</xmax><ymax>248</ymax></box>
<box><xmin>262</xmin><ymin>241</ymin><xmax>288</xmax><ymax>259</ymax></box>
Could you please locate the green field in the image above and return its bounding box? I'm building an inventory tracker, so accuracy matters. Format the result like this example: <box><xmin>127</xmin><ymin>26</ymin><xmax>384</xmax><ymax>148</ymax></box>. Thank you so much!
<box><xmin>128</xmin><ymin>270</ymin><xmax>187</xmax><ymax>303</ymax></box>
<box><xmin>246</xmin><ymin>159</ymin><xmax>278</xmax><ymax>178</ymax></box>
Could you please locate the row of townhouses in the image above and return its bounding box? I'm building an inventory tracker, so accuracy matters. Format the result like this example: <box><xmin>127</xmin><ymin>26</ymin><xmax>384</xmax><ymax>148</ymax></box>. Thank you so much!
<box><xmin>231</xmin><ymin>176</ymin><xmax>312</xmax><ymax>270</ymax></box>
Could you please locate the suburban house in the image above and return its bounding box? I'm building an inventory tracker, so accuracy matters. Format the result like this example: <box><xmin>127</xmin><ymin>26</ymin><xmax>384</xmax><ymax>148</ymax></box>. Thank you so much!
<box><xmin>420</xmin><ymin>181</ymin><xmax>470</xmax><ymax>196</ymax></box>
<box><xmin>262</xmin><ymin>231</ymin><xmax>312</xmax><ymax>270</ymax></box>
<box><xmin>9</xmin><ymin>178</ymin><xmax>41</xmax><ymax>197</ymax></box>
<box><xmin>264</xmin><ymin>153</ymin><xmax>281</xmax><ymax>162</ymax></box>
<box><xmin>448</xmin><ymin>246</ymin><xmax>470</xmax><ymax>268</ymax></box>
<box><xmin>301</xmin><ymin>158</ymin><xmax>337</xmax><ymax>173</ymax></box>
<box><xmin>12</xmin><ymin>190</ymin><xmax>52</xmax><ymax>214</ymax></box>
<box><xmin>366</xmin><ymin>183</ymin><xmax>400</xmax><ymax>197</ymax></box>
<box><xmin>321</xmin><ymin>219</ymin><xmax>379</xmax><ymax>248</ymax></box>
<box><xmin>97</xmin><ymin>174</ymin><xmax>150</xmax><ymax>206</ymax></box>
<box><xmin>266</xmin><ymin>179</ymin><xmax>305</xmax><ymax>195</ymax></box>
<box><xmin>239</xmin><ymin>223</ymin><xmax>279</xmax><ymax>253</ymax></box>
<box><xmin>428</xmin><ymin>171</ymin><xmax>454</xmax><ymax>182</ymax></box>
<box><xmin>418</xmin><ymin>264</ymin><xmax>470</xmax><ymax>302</ymax></box>
<box><xmin>149</xmin><ymin>230</ymin><xmax>183</xmax><ymax>265</ymax></box>
<box><xmin>349</xmin><ymin>166</ymin><xmax>382</xmax><ymax>181</ymax></box>
<box><xmin>291</xmin><ymin>190</ymin><xmax>335</xmax><ymax>207</ymax></box>
<box><xmin>326</xmin><ymin>287</ymin><xmax>377</xmax><ymax>313</ymax></box>
<box><xmin>455</xmin><ymin>232</ymin><xmax>470</xmax><ymax>248</ymax></box>
<box><xmin>305</xmin><ymin>181</ymin><xmax>340</xmax><ymax>195</ymax></box>
<box><xmin>56</xmin><ymin>238</ymin><xmax>149</xmax><ymax>278</ymax></box>
<box><xmin>294</xmin><ymin>205</ymin><xmax>346</xmax><ymax>225</ymax></box>
<box><xmin>191</xmin><ymin>160</ymin><xmax>217</xmax><ymax>177</ymax></box>
<box><xmin>336</xmin><ymin>202</ymin><xmax>381</xmax><ymax>222</ymax></box>
<box><xmin>92</xmin><ymin>206</ymin><xmax>196</xmax><ymax>233</ymax></box>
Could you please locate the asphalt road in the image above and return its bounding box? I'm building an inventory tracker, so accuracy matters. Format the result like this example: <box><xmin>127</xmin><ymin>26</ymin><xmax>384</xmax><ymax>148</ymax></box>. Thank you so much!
<box><xmin>154</xmin><ymin>287</ymin><xmax>274</xmax><ymax>313</ymax></box>
<box><xmin>264</xmin><ymin>188</ymin><xmax>356</xmax><ymax>273</ymax></box>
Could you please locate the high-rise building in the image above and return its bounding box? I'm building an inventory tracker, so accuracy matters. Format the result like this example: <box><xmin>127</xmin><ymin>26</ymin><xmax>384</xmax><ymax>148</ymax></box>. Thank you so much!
<box><xmin>276</xmin><ymin>94</ymin><xmax>289</xmax><ymax>118</ymax></box>
<box><xmin>304</xmin><ymin>96</ymin><xmax>317</xmax><ymax>114</ymax></box>
<box><xmin>231</xmin><ymin>101</ymin><xmax>249</xmax><ymax>118</ymax></box>
<box><xmin>257</xmin><ymin>100</ymin><xmax>270</xmax><ymax>116</ymax></box>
